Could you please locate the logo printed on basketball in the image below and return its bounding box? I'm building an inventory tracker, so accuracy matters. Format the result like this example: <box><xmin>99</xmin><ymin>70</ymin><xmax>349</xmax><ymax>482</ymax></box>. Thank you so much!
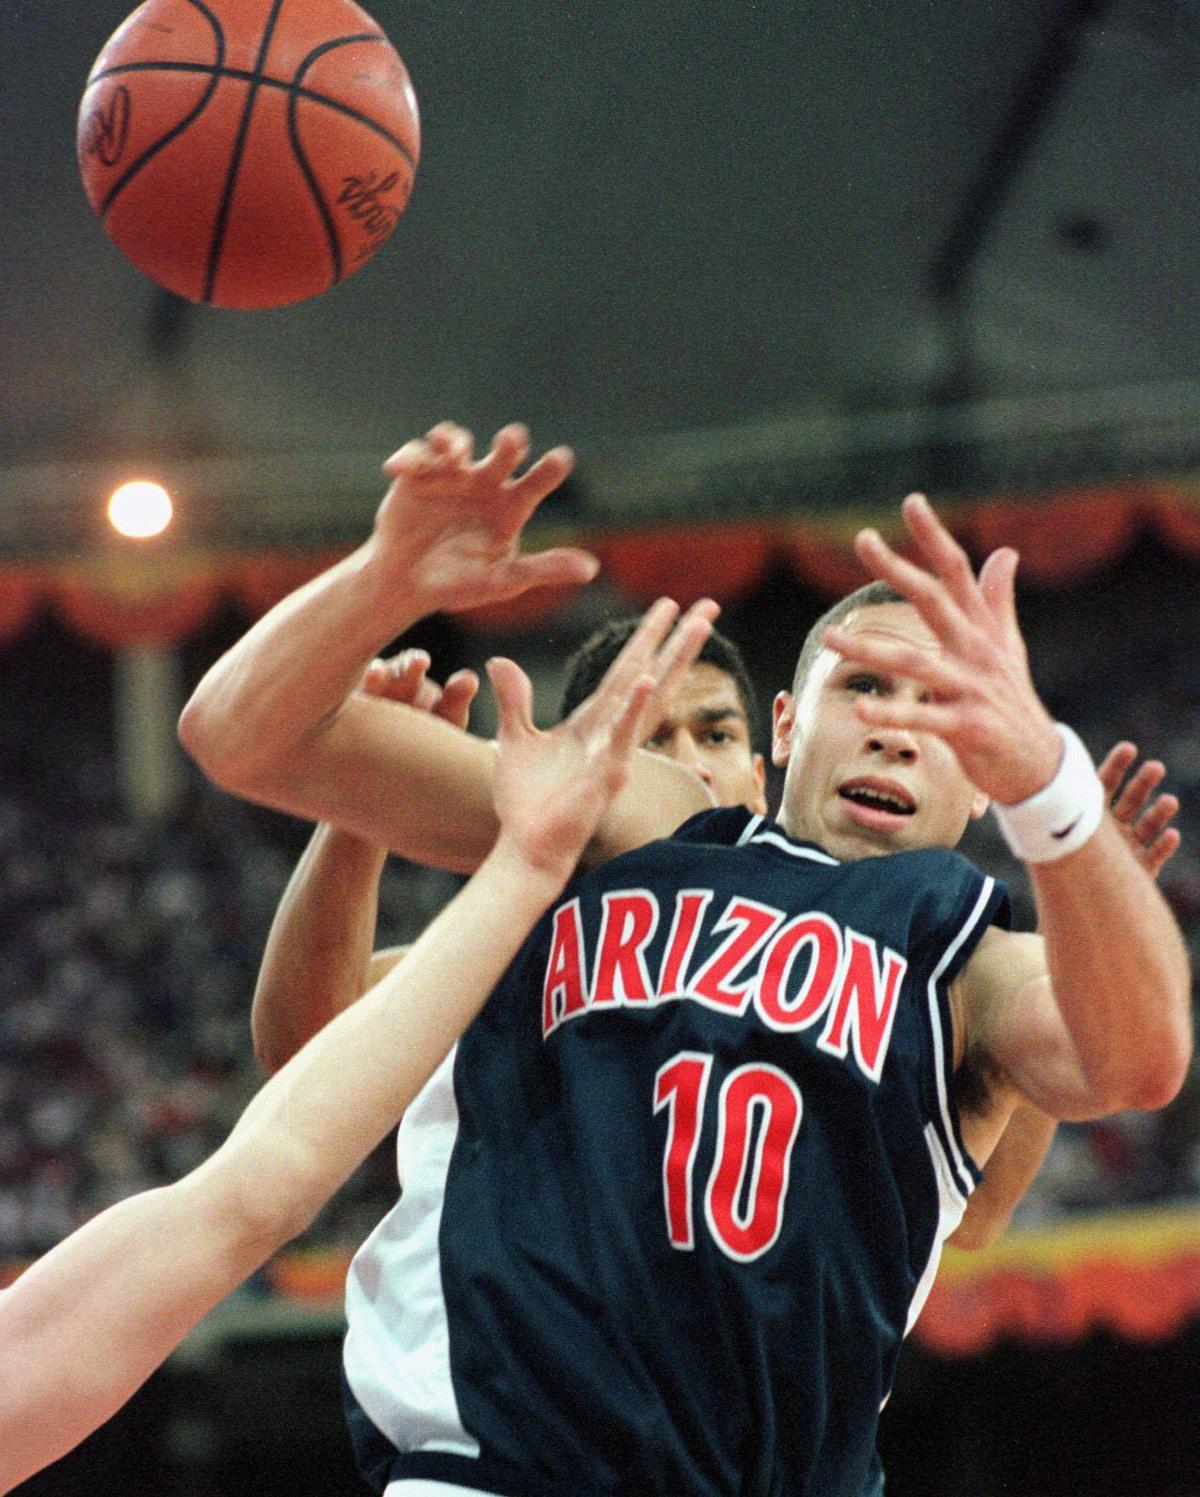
<box><xmin>80</xmin><ymin>86</ymin><xmax>132</xmax><ymax>168</ymax></box>
<box><xmin>338</xmin><ymin>170</ymin><xmax>403</xmax><ymax>260</ymax></box>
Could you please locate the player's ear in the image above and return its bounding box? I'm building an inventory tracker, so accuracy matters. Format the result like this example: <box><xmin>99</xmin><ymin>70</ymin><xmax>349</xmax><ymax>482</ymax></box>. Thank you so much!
<box><xmin>749</xmin><ymin>752</ymin><xmax>768</xmax><ymax>815</ymax></box>
<box><xmin>969</xmin><ymin>787</ymin><xmax>989</xmax><ymax>821</ymax></box>
<box><xmin>771</xmin><ymin>692</ymin><xmax>796</xmax><ymax>770</ymax></box>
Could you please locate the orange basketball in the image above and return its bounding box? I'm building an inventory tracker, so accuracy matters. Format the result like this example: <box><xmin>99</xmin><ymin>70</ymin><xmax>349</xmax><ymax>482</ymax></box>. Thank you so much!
<box><xmin>77</xmin><ymin>0</ymin><xmax>420</xmax><ymax>309</ymax></box>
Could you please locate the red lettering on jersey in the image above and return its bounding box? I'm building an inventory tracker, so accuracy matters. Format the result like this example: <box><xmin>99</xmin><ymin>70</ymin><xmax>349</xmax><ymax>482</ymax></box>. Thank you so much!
<box><xmin>754</xmin><ymin>912</ymin><xmax>843</xmax><ymax>1030</ymax></box>
<box><xmin>653</xmin><ymin>1050</ymin><xmax>713</xmax><ymax>1249</ymax></box>
<box><xmin>543</xmin><ymin>898</ymin><xmax>587</xmax><ymax>1037</ymax></box>
<box><xmin>817</xmin><ymin>929</ymin><xmax>906</xmax><ymax>1082</ymax></box>
<box><xmin>689</xmin><ymin>898</ymin><xmax>783</xmax><ymax>1014</ymax></box>
<box><xmin>657</xmin><ymin>890</ymin><xmax>712</xmax><ymax>997</ymax></box>
<box><xmin>592</xmin><ymin>890</ymin><xmax>659</xmax><ymax>1005</ymax></box>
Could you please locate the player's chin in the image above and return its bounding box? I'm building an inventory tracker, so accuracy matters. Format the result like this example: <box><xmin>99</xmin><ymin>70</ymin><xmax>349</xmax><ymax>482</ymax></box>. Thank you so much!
<box><xmin>827</xmin><ymin>808</ymin><xmax>918</xmax><ymax>860</ymax></box>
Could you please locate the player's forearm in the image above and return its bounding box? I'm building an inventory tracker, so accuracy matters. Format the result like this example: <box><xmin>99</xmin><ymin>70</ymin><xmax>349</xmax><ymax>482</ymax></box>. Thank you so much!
<box><xmin>228</xmin><ymin>834</ymin><xmax>567</xmax><ymax>1223</ymax></box>
<box><xmin>1031</xmin><ymin>816</ymin><xmax>1192</xmax><ymax>1111</ymax></box>
<box><xmin>949</xmin><ymin>1104</ymin><xmax>1056</xmax><ymax>1250</ymax></box>
<box><xmin>586</xmin><ymin>748</ymin><xmax>713</xmax><ymax>867</ymax></box>
<box><xmin>178</xmin><ymin>540</ymin><xmax>419</xmax><ymax>792</ymax></box>
<box><xmin>178</xmin><ymin>543</ymin><xmax>503</xmax><ymax>868</ymax></box>
<box><xmin>0</xmin><ymin>835</ymin><xmax>569</xmax><ymax>1493</ymax></box>
<box><xmin>252</xmin><ymin>823</ymin><xmax>389</xmax><ymax>1074</ymax></box>
<box><xmin>0</xmin><ymin>1175</ymin><xmax>268</xmax><ymax>1495</ymax></box>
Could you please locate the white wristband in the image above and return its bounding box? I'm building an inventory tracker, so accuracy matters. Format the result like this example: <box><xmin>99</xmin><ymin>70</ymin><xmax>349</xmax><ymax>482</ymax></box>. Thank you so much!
<box><xmin>992</xmin><ymin>723</ymin><xmax>1105</xmax><ymax>864</ymax></box>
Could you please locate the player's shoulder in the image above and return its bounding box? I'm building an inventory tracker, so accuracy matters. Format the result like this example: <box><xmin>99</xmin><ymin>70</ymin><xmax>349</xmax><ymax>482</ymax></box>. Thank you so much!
<box><xmin>886</xmin><ymin>845</ymin><xmax>1012</xmax><ymax>968</ymax></box>
<box><xmin>670</xmin><ymin>804</ymin><xmax>761</xmax><ymax>847</ymax></box>
<box><xmin>959</xmin><ymin>922</ymin><xmax>1046</xmax><ymax>1001</ymax></box>
<box><xmin>889</xmin><ymin>842</ymin><xmax>1009</xmax><ymax>903</ymax></box>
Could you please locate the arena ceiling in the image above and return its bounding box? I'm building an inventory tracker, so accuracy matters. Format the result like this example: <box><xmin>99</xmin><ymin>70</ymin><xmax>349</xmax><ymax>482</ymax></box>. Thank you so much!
<box><xmin>4</xmin><ymin>0</ymin><xmax>1200</xmax><ymax>552</ymax></box>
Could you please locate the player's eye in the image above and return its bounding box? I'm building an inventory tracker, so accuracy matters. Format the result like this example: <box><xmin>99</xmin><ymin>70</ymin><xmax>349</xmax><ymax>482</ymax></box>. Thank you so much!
<box><xmin>701</xmin><ymin>729</ymin><xmax>731</xmax><ymax>746</ymax></box>
<box><xmin>845</xmin><ymin>673</ymin><xmax>882</xmax><ymax>695</ymax></box>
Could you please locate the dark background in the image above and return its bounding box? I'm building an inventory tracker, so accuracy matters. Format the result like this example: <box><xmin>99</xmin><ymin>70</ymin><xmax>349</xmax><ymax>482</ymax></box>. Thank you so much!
<box><xmin>6</xmin><ymin>0</ymin><xmax>1200</xmax><ymax>541</ymax></box>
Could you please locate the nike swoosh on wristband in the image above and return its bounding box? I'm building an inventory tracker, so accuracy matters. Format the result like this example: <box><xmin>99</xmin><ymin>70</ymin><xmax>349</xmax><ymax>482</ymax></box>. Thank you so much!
<box><xmin>1050</xmin><ymin>817</ymin><xmax>1081</xmax><ymax>840</ymax></box>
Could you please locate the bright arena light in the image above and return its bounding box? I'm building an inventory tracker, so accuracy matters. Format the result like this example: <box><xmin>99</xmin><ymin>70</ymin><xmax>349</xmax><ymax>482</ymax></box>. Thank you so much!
<box><xmin>107</xmin><ymin>480</ymin><xmax>173</xmax><ymax>539</ymax></box>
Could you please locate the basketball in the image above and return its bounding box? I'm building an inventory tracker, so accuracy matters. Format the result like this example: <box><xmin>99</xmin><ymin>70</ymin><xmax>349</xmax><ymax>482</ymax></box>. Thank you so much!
<box><xmin>76</xmin><ymin>0</ymin><xmax>420</xmax><ymax>309</ymax></box>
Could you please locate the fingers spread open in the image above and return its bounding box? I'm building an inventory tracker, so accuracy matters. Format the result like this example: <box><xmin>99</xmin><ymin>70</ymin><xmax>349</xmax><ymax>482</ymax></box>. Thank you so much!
<box><xmin>900</xmin><ymin>494</ymin><xmax>989</xmax><ymax>624</ymax></box>
<box><xmin>474</xmin><ymin>424</ymin><xmax>531</xmax><ymax>485</ymax></box>
<box><xmin>822</xmin><ymin>622</ymin><xmax>971</xmax><ymax>700</ymax></box>
<box><xmin>503</xmin><ymin>546</ymin><xmax>600</xmax><ymax>597</ymax></box>
<box><xmin>647</xmin><ymin>599</ymin><xmax>720</xmax><ymax>695</ymax></box>
<box><xmin>582</xmin><ymin>599</ymin><xmax>681</xmax><ymax>712</ymax></box>
<box><xmin>437</xmin><ymin>669</ymin><xmax>480</xmax><ymax>728</ymax></box>
<box><xmin>854</xmin><ymin>527</ymin><xmax>978</xmax><ymax>656</ymax></box>
<box><xmin>486</xmin><ymin>657</ymin><xmax>535</xmax><ymax>739</ymax></box>
<box><xmin>1097</xmin><ymin>742</ymin><xmax>1139</xmax><ymax>796</ymax></box>
<box><xmin>1111</xmin><ymin>760</ymin><xmax>1167</xmax><ymax>823</ymax></box>
<box><xmin>1144</xmin><ymin>828</ymin><xmax>1182</xmax><ymax>880</ymax></box>
<box><xmin>504</xmin><ymin>446</ymin><xmax>575</xmax><ymax>515</ymax></box>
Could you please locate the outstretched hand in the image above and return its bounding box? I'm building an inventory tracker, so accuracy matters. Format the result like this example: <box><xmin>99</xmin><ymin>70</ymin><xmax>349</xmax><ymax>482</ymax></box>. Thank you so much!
<box><xmin>825</xmin><ymin>493</ymin><xmax>1062</xmax><ymax>806</ymax></box>
<box><xmin>370</xmin><ymin>421</ymin><xmax>598</xmax><ymax>615</ymax></box>
<box><xmin>1098</xmin><ymin>742</ymin><xmax>1181</xmax><ymax>880</ymax></box>
<box><xmin>489</xmin><ymin>598</ymin><xmax>720</xmax><ymax>882</ymax></box>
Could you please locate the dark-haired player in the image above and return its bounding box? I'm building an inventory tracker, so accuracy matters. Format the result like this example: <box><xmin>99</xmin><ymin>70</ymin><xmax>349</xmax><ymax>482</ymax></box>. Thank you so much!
<box><xmin>180</xmin><ymin>422</ymin><xmax>1191</xmax><ymax>1497</ymax></box>
<box><xmin>250</xmin><ymin>618</ymin><xmax>765</xmax><ymax>1073</ymax></box>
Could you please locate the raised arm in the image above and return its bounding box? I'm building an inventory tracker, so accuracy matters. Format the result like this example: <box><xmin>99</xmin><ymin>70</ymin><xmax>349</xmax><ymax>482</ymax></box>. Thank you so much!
<box><xmin>251</xmin><ymin>649</ymin><xmax>478</xmax><ymax>1073</ymax></box>
<box><xmin>827</xmin><ymin>495</ymin><xmax>1191</xmax><ymax>1127</ymax></box>
<box><xmin>179</xmin><ymin>423</ymin><xmax>585</xmax><ymax>870</ymax></box>
<box><xmin>950</xmin><ymin>740</ymin><xmax>1182</xmax><ymax>1248</ymax></box>
<box><xmin>179</xmin><ymin>422</ymin><xmax>710</xmax><ymax>872</ymax></box>
<box><xmin>0</xmin><ymin>598</ymin><xmax>714</xmax><ymax>1496</ymax></box>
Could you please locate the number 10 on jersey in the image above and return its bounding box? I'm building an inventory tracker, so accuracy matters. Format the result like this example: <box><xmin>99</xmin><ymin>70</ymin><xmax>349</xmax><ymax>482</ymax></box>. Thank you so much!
<box><xmin>653</xmin><ymin>1052</ymin><xmax>803</xmax><ymax>1263</ymax></box>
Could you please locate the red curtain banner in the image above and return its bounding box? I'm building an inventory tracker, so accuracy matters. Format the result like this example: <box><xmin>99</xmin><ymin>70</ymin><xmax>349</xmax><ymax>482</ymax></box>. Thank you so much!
<box><xmin>3</xmin><ymin>486</ymin><xmax>1200</xmax><ymax>649</ymax></box>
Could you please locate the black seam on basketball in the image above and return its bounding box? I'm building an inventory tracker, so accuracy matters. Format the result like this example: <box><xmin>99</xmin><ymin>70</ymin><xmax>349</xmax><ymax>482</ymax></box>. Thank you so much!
<box><xmin>183</xmin><ymin>0</ymin><xmax>224</xmax><ymax>50</ymax></box>
<box><xmin>296</xmin><ymin>31</ymin><xmax>384</xmax><ymax>74</ymax></box>
<box><xmin>286</xmin><ymin>89</ymin><xmax>342</xmax><ymax>286</ymax></box>
<box><xmin>97</xmin><ymin>2</ymin><xmax>225</xmax><ymax>218</ymax></box>
<box><xmin>84</xmin><ymin>63</ymin><xmax>416</xmax><ymax>169</ymax></box>
<box><xmin>203</xmin><ymin>0</ymin><xmax>287</xmax><ymax>304</ymax></box>
<box><xmin>287</xmin><ymin>33</ymin><xmax>402</xmax><ymax>287</ymax></box>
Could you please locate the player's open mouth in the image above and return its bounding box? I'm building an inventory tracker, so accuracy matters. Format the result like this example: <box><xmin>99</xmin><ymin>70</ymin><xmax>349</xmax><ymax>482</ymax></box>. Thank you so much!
<box><xmin>837</xmin><ymin>778</ymin><xmax>917</xmax><ymax>831</ymax></box>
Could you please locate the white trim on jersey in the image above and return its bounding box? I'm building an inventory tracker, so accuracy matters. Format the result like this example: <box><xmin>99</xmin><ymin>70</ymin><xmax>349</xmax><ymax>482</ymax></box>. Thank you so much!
<box><xmin>384</xmin><ymin>1483</ymin><xmax>491</xmax><ymax>1496</ymax></box>
<box><xmin>923</xmin><ymin>875</ymin><xmax>996</xmax><ymax>1203</ymax></box>
<box><xmin>906</xmin><ymin>1122</ymin><xmax>971</xmax><ymax>1336</ymax></box>
<box><xmin>343</xmin><ymin>1050</ymin><xmax>480</xmax><ymax>1464</ymax></box>
<box><xmin>736</xmin><ymin>813</ymin><xmax>765</xmax><ymax>845</ymax></box>
<box><xmin>746</xmin><ymin>827</ymin><xmax>841</xmax><ymax>866</ymax></box>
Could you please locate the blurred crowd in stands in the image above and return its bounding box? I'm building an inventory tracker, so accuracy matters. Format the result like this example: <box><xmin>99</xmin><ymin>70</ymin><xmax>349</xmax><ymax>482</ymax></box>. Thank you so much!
<box><xmin>1</xmin><ymin>536</ymin><xmax>1198</xmax><ymax>1264</ymax></box>
<box><xmin>0</xmin><ymin>748</ymin><xmax>461</xmax><ymax>1261</ymax></box>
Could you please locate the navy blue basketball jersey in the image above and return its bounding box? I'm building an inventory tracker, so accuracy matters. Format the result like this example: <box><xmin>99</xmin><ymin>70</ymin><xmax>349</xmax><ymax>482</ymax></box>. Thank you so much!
<box><xmin>344</xmin><ymin>808</ymin><xmax>1009</xmax><ymax>1497</ymax></box>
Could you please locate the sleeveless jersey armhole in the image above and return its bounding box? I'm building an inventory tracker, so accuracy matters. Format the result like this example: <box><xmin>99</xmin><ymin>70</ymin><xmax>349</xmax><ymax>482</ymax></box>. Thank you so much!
<box><xmin>924</xmin><ymin>874</ymin><xmax>1010</xmax><ymax>1205</ymax></box>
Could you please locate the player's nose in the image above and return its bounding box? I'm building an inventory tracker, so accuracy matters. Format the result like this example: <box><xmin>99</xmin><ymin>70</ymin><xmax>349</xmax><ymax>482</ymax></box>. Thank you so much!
<box><xmin>672</xmin><ymin>733</ymin><xmax>714</xmax><ymax>783</ymax></box>
<box><xmin>865</xmin><ymin>727</ymin><xmax>918</xmax><ymax>764</ymax></box>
